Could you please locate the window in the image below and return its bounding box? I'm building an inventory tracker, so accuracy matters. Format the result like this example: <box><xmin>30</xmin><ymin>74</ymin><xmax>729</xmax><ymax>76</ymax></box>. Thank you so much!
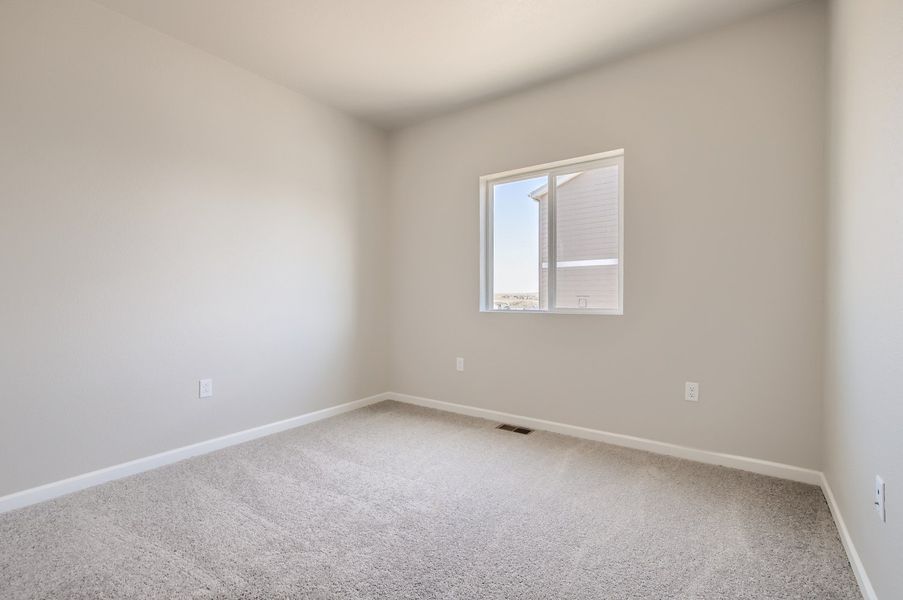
<box><xmin>480</xmin><ymin>150</ymin><xmax>623</xmax><ymax>314</ymax></box>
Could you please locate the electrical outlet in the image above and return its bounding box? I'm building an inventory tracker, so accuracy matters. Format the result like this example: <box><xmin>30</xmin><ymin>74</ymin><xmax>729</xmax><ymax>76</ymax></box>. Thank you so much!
<box><xmin>456</xmin><ymin>357</ymin><xmax>464</xmax><ymax>372</ymax></box>
<box><xmin>875</xmin><ymin>475</ymin><xmax>886</xmax><ymax>522</ymax></box>
<box><xmin>685</xmin><ymin>381</ymin><xmax>699</xmax><ymax>402</ymax></box>
<box><xmin>199</xmin><ymin>378</ymin><xmax>213</xmax><ymax>399</ymax></box>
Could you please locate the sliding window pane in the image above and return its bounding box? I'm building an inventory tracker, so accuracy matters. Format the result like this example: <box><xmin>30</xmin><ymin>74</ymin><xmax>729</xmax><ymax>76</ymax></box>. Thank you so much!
<box><xmin>553</xmin><ymin>165</ymin><xmax>620</xmax><ymax>310</ymax></box>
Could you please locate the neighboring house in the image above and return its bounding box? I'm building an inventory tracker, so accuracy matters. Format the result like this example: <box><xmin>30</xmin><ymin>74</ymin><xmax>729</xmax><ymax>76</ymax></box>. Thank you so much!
<box><xmin>531</xmin><ymin>166</ymin><xmax>620</xmax><ymax>310</ymax></box>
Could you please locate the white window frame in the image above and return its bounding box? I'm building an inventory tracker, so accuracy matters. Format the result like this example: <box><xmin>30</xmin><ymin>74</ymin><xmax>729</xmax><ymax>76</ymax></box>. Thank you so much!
<box><xmin>480</xmin><ymin>149</ymin><xmax>624</xmax><ymax>315</ymax></box>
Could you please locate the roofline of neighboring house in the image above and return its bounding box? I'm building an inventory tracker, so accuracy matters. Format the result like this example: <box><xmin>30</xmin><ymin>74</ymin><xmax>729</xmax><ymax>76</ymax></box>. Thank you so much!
<box><xmin>528</xmin><ymin>172</ymin><xmax>582</xmax><ymax>201</ymax></box>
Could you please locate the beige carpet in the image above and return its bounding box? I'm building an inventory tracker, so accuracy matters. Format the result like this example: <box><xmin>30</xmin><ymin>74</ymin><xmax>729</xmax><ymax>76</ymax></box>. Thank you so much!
<box><xmin>0</xmin><ymin>400</ymin><xmax>861</xmax><ymax>599</ymax></box>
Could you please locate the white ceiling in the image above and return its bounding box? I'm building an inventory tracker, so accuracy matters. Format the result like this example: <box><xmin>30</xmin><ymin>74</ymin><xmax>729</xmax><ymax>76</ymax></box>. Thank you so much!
<box><xmin>95</xmin><ymin>0</ymin><xmax>798</xmax><ymax>128</ymax></box>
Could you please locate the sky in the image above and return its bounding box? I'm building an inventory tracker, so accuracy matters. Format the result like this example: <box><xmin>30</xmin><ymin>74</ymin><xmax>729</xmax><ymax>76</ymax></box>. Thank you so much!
<box><xmin>493</xmin><ymin>176</ymin><xmax>544</xmax><ymax>294</ymax></box>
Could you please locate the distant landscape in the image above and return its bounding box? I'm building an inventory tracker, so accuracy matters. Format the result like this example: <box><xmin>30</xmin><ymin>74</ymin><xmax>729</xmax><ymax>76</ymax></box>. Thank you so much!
<box><xmin>494</xmin><ymin>293</ymin><xmax>539</xmax><ymax>310</ymax></box>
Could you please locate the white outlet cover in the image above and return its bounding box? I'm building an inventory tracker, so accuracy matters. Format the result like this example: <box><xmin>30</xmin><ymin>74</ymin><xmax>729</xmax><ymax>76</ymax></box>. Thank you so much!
<box><xmin>685</xmin><ymin>381</ymin><xmax>699</xmax><ymax>402</ymax></box>
<box><xmin>456</xmin><ymin>357</ymin><xmax>464</xmax><ymax>372</ymax></box>
<box><xmin>199</xmin><ymin>378</ymin><xmax>213</xmax><ymax>399</ymax></box>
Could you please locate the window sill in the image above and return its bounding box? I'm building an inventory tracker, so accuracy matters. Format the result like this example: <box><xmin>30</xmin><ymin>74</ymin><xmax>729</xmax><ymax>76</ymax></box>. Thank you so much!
<box><xmin>480</xmin><ymin>308</ymin><xmax>623</xmax><ymax>316</ymax></box>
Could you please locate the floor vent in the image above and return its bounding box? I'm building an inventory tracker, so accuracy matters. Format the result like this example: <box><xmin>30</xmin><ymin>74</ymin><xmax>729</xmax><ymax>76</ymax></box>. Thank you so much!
<box><xmin>496</xmin><ymin>424</ymin><xmax>533</xmax><ymax>435</ymax></box>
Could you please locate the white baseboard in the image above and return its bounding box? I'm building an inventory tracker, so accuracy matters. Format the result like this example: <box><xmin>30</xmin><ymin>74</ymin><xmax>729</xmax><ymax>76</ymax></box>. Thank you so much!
<box><xmin>820</xmin><ymin>473</ymin><xmax>878</xmax><ymax>600</ymax></box>
<box><xmin>0</xmin><ymin>392</ymin><xmax>390</xmax><ymax>515</ymax></box>
<box><xmin>387</xmin><ymin>392</ymin><xmax>822</xmax><ymax>485</ymax></box>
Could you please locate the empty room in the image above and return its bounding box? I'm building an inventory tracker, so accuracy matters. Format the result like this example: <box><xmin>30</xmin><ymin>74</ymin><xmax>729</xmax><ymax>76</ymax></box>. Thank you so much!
<box><xmin>1</xmin><ymin>0</ymin><xmax>900</xmax><ymax>598</ymax></box>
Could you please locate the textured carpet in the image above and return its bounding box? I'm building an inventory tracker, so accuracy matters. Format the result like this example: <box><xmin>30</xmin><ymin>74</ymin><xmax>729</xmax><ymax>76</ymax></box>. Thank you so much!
<box><xmin>0</xmin><ymin>400</ymin><xmax>860</xmax><ymax>599</ymax></box>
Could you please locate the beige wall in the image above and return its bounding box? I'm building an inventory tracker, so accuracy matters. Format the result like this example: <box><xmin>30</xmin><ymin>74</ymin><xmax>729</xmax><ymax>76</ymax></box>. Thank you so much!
<box><xmin>825</xmin><ymin>0</ymin><xmax>903</xmax><ymax>596</ymax></box>
<box><xmin>0</xmin><ymin>0</ymin><xmax>389</xmax><ymax>497</ymax></box>
<box><xmin>388</xmin><ymin>1</ymin><xmax>827</xmax><ymax>468</ymax></box>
